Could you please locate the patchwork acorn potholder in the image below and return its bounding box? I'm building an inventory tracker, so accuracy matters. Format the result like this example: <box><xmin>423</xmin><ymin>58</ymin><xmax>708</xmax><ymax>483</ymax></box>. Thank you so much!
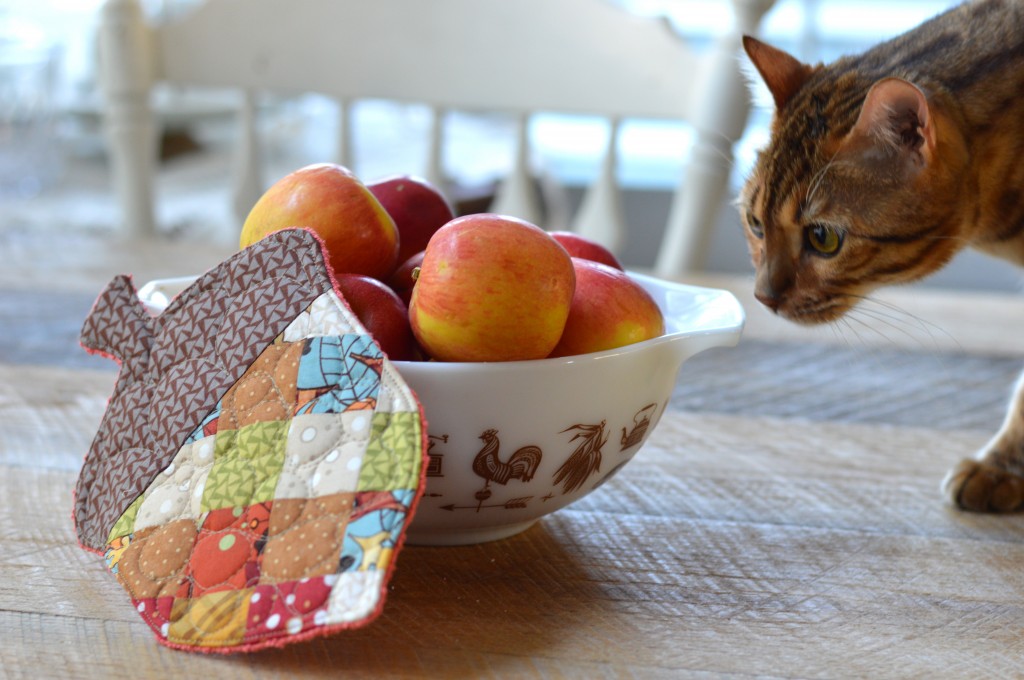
<box><xmin>73</xmin><ymin>228</ymin><xmax>427</xmax><ymax>653</ymax></box>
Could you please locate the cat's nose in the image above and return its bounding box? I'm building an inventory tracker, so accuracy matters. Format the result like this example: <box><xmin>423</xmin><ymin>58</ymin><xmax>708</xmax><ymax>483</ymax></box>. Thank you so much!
<box><xmin>754</xmin><ymin>288</ymin><xmax>783</xmax><ymax>313</ymax></box>
<box><xmin>754</xmin><ymin>264</ymin><xmax>793</xmax><ymax>314</ymax></box>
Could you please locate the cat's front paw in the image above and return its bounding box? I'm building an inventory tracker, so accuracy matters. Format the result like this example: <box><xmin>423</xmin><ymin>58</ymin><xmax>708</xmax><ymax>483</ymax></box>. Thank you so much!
<box><xmin>942</xmin><ymin>459</ymin><xmax>1024</xmax><ymax>513</ymax></box>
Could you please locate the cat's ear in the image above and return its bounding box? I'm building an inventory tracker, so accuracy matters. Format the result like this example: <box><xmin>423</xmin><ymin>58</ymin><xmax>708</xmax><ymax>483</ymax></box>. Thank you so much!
<box><xmin>849</xmin><ymin>77</ymin><xmax>935</xmax><ymax>170</ymax></box>
<box><xmin>742</xmin><ymin>36</ymin><xmax>813</xmax><ymax>110</ymax></box>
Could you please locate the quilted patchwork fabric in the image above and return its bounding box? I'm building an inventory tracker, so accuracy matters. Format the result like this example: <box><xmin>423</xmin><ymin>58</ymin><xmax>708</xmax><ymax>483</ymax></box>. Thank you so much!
<box><xmin>74</xmin><ymin>228</ymin><xmax>427</xmax><ymax>652</ymax></box>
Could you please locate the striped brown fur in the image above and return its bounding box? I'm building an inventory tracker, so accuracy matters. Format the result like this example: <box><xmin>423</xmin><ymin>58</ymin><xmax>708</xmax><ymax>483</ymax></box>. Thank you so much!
<box><xmin>740</xmin><ymin>0</ymin><xmax>1024</xmax><ymax>323</ymax></box>
<box><xmin>739</xmin><ymin>0</ymin><xmax>1024</xmax><ymax>514</ymax></box>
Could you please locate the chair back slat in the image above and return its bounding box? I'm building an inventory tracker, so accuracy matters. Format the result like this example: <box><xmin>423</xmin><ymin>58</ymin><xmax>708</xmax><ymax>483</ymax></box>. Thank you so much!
<box><xmin>571</xmin><ymin>118</ymin><xmax>625</xmax><ymax>253</ymax></box>
<box><xmin>230</xmin><ymin>89</ymin><xmax>262</xmax><ymax>226</ymax></box>
<box><xmin>489</xmin><ymin>113</ymin><xmax>543</xmax><ymax>227</ymax></box>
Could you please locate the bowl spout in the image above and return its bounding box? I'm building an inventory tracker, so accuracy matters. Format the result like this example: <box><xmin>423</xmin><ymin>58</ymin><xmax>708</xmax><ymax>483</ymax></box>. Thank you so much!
<box><xmin>634</xmin><ymin>273</ymin><xmax>745</xmax><ymax>366</ymax></box>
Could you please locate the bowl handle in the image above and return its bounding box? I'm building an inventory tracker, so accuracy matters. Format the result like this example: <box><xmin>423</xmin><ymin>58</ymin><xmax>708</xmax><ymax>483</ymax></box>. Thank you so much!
<box><xmin>137</xmin><ymin>275</ymin><xmax>200</xmax><ymax>313</ymax></box>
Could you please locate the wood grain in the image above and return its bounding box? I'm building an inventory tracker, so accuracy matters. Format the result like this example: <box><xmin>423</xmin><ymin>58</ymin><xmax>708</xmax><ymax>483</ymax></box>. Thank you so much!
<box><xmin>5</xmin><ymin>412</ymin><xmax>1024</xmax><ymax>678</ymax></box>
<box><xmin>0</xmin><ymin>364</ymin><xmax>113</xmax><ymax>471</ymax></box>
<box><xmin>674</xmin><ymin>340</ymin><xmax>1018</xmax><ymax>431</ymax></box>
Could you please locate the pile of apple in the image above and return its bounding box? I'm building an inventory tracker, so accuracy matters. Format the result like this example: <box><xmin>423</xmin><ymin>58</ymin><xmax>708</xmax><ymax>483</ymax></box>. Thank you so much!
<box><xmin>240</xmin><ymin>163</ymin><xmax>664</xmax><ymax>363</ymax></box>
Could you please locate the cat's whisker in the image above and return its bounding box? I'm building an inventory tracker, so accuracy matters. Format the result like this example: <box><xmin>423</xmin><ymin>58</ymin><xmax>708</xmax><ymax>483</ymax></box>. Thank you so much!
<box><xmin>819</xmin><ymin>315</ymin><xmax>860</xmax><ymax>350</ymax></box>
<box><xmin>697</xmin><ymin>134</ymin><xmax>739</xmax><ymax>167</ymax></box>
<box><xmin>835</xmin><ymin>314</ymin><xmax>872</xmax><ymax>347</ymax></box>
<box><xmin>840</xmin><ymin>310</ymin><xmax>890</xmax><ymax>345</ymax></box>
<box><xmin>842</xmin><ymin>293</ymin><xmax>962</xmax><ymax>352</ymax></box>
<box><xmin>804</xmin><ymin>149</ymin><xmax>844</xmax><ymax>211</ymax></box>
<box><xmin>844</xmin><ymin>299</ymin><xmax>961</xmax><ymax>391</ymax></box>
<box><xmin>924</xmin><ymin>233</ymin><xmax>975</xmax><ymax>247</ymax></box>
<box><xmin>831</xmin><ymin>318</ymin><xmax>873</xmax><ymax>356</ymax></box>
<box><xmin>828</xmin><ymin>316</ymin><xmax>896</xmax><ymax>370</ymax></box>
<box><xmin>845</xmin><ymin>305</ymin><xmax>925</xmax><ymax>348</ymax></box>
<box><xmin>858</xmin><ymin>295</ymin><xmax>946</xmax><ymax>334</ymax></box>
<box><xmin>827</xmin><ymin>320</ymin><xmax>852</xmax><ymax>348</ymax></box>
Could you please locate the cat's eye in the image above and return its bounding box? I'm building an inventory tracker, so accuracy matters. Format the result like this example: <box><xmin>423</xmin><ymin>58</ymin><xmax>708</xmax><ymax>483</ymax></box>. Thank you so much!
<box><xmin>805</xmin><ymin>223</ymin><xmax>843</xmax><ymax>257</ymax></box>
<box><xmin>746</xmin><ymin>213</ymin><xmax>764</xmax><ymax>239</ymax></box>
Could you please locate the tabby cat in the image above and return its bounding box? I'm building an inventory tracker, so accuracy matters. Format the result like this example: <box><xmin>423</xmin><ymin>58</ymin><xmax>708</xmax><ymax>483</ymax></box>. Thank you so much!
<box><xmin>738</xmin><ymin>0</ymin><xmax>1024</xmax><ymax>511</ymax></box>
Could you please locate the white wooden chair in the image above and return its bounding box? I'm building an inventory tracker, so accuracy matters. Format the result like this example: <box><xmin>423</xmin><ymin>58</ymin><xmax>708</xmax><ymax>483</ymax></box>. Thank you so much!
<box><xmin>98</xmin><ymin>0</ymin><xmax>776</xmax><ymax>276</ymax></box>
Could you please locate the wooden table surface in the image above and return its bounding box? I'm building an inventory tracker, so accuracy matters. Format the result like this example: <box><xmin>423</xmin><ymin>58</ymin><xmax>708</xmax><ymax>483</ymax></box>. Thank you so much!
<box><xmin>3</xmin><ymin>232</ymin><xmax>1024</xmax><ymax>679</ymax></box>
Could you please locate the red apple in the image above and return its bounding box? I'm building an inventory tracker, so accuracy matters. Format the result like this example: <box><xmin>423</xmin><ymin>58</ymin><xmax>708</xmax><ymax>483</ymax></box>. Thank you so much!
<box><xmin>548</xmin><ymin>231</ymin><xmax>624</xmax><ymax>270</ymax></box>
<box><xmin>548</xmin><ymin>258</ymin><xmax>664</xmax><ymax>358</ymax></box>
<box><xmin>409</xmin><ymin>214</ymin><xmax>575</xmax><ymax>362</ymax></box>
<box><xmin>386</xmin><ymin>250</ymin><xmax>425</xmax><ymax>306</ymax></box>
<box><xmin>335</xmin><ymin>273</ymin><xmax>419</xmax><ymax>361</ymax></box>
<box><xmin>368</xmin><ymin>175</ymin><xmax>455</xmax><ymax>265</ymax></box>
<box><xmin>240</xmin><ymin>163</ymin><xmax>400</xmax><ymax>280</ymax></box>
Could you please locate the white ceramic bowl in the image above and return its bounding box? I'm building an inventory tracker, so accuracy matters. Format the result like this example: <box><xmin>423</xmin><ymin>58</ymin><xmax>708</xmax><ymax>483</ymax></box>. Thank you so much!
<box><xmin>138</xmin><ymin>272</ymin><xmax>744</xmax><ymax>545</ymax></box>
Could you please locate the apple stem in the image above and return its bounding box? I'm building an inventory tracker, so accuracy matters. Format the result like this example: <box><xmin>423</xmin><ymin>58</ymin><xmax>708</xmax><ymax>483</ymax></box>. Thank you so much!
<box><xmin>411</xmin><ymin>267</ymin><xmax>421</xmax><ymax>281</ymax></box>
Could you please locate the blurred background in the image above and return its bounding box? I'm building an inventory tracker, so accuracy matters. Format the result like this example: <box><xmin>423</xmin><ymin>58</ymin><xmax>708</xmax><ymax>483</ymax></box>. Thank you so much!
<box><xmin>1</xmin><ymin>0</ymin><xmax>1020</xmax><ymax>291</ymax></box>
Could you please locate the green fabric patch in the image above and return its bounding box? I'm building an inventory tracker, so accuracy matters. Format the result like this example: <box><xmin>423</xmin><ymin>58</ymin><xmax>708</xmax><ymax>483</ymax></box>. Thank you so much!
<box><xmin>358</xmin><ymin>411</ymin><xmax>421</xmax><ymax>492</ymax></box>
<box><xmin>202</xmin><ymin>421</ymin><xmax>287</xmax><ymax>511</ymax></box>
<box><xmin>107</xmin><ymin>493</ymin><xmax>144</xmax><ymax>544</ymax></box>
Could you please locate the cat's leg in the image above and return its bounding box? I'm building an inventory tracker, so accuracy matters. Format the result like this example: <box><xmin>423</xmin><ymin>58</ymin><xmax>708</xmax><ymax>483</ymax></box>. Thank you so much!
<box><xmin>943</xmin><ymin>370</ymin><xmax>1024</xmax><ymax>512</ymax></box>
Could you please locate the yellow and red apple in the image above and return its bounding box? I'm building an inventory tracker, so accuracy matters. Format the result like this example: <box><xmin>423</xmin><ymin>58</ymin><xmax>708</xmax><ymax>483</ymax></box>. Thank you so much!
<box><xmin>240</xmin><ymin>163</ymin><xmax>400</xmax><ymax>280</ymax></box>
<box><xmin>548</xmin><ymin>258</ymin><xmax>664</xmax><ymax>358</ymax></box>
<box><xmin>409</xmin><ymin>214</ymin><xmax>575</xmax><ymax>362</ymax></box>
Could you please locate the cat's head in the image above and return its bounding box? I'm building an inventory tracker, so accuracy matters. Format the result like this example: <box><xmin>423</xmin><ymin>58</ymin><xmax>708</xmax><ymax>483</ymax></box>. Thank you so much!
<box><xmin>738</xmin><ymin>37</ymin><xmax>969</xmax><ymax>325</ymax></box>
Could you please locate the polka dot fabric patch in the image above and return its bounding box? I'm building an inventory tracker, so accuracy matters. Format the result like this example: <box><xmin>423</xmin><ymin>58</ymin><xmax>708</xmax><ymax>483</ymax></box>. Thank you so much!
<box><xmin>75</xmin><ymin>228</ymin><xmax>427</xmax><ymax>653</ymax></box>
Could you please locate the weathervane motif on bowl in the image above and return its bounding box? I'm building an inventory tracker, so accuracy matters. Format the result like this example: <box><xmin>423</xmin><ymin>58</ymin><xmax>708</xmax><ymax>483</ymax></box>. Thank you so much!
<box><xmin>442</xmin><ymin>429</ymin><xmax>543</xmax><ymax>513</ymax></box>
